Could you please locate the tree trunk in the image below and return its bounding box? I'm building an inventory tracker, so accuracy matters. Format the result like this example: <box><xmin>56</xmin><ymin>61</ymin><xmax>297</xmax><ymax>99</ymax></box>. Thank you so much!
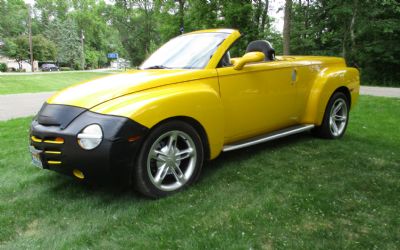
<box><xmin>254</xmin><ymin>0</ymin><xmax>262</xmax><ymax>33</ymax></box>
<box><xmin>342</xmin><ymin>32</ymin><xmax>347</xmax><ymax>58</ymax></box>
<box><xmin>260</xmin><ymin>0</ymin><xmax>269</xmax><ymax>34</ymax></box>
<box><xmin>304</xmin><ymin>0</ymin><xmax>310</xmax><ymax>39</ymax></box>
<box><xmin>17</xmin><ymin>59</ymin><xmax>23</xmax><ymax>70</ymax></box>
<box><xmin>142</xmin><ymin>0</ymin><xmax>151</xmax><ymax>54</ymax></box>
<box><xmin>348</xmin><ymin>0</ymin><xmax>358</xmax><ymax>64</ymax></box>
<box><xmin>350</xmin><ymin>0</ymin><xmax>358</xmax><ymax>48</ymax></box>
<box><xmin>177</xmin><ymin>0</ymin><xmax>185</xmax><ymax>33</ymax></box>
<box><xmin>283</xmin><ymin>0</ymin><xmax>292</xmax><ymax>55</ymax></box>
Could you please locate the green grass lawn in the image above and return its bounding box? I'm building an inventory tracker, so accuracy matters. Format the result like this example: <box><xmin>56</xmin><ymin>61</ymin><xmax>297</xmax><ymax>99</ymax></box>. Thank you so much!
<box><xmin>0</xmin><ymin>72</ymin><xmax>112</xmax><ymax>95</ymax></box>
<box><xmin>0</xmin><ymin>96</ymin><xmax>399</xmax><ymax>249</ymax></box>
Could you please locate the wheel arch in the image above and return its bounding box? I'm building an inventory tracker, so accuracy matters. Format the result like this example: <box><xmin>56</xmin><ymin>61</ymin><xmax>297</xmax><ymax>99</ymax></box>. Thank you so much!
<box><xmin>334</xmin><ymin>86</ymin><xmax>351</xmax><ymax>108</ymax></box>
<box><xmin>150</xmin><ymin>116</ymin><xmax>211</xmax><ymax>161</ymax></box>
<box><xmin>91</xmin><ymin>80</ymin><xmax>225</xmax><ymax>160</ymax></box>
<box><xmin>300</xmin><ymin>67</ymin><xmax>359</xmax><ymax>125</ymax></box>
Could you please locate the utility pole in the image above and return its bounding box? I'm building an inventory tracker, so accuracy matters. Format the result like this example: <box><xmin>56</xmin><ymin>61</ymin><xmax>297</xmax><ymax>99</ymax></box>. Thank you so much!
<box><xmin>28</xmin><ymin>4</ymin><xmax>34</xmax><ymax>72</ymax></box>
<box><xmin>80</xmin><ymin>29</ymin><xmax>85</xmax><ymax>70</ymax></box>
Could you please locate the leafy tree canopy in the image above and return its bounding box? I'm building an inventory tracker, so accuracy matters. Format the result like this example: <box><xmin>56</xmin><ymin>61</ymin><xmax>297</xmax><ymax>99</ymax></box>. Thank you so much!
<box><xmin>0</xmin><ymin>0</ymin><xmax>398</xmax><ymax>85</ymax></box>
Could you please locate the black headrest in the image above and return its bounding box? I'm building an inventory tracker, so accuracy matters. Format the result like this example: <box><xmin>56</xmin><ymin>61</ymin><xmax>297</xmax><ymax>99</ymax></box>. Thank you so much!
<box><xmin>246</xmin><ymin>40</ymin><xmax>275</xmax><ymax>61</ymax></box>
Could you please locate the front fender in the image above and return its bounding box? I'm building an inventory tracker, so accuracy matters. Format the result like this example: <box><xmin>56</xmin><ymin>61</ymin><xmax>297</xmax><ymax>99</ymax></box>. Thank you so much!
<box><xmin>91</xmin><ymin>80</ymin><xmax>224</xmax><ymax>159</ymax></box>
<box><xmin>301</xmin><ymin>67</ymin><xmax>360</xmax><ymax>125</ymax></box>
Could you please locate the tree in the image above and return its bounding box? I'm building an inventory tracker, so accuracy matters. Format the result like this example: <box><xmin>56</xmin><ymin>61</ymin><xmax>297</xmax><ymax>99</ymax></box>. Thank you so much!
<box><xmin>2</xmin><ymin>37</ymin><xmax>26</xmax><ymax>69</ymax></box>
<box><xmin>1</xmin><ymin>0</ymin><xmax>396</xmax><ymax>85</ymax></box>
<box><xmin>283</xmin><ymin>0</ymin><xmax>292</xmax><ymax>55</ymax></box>
<box><xmin>354</xmin><ymin>0</ymin><xmax>400</xmax><ymax>85</ymax></box>
<box><xmin>112</xmin><ymin>0</ymin><xmax>159</xmax><ymax>65</ymax></box>
<box><xmin>218</xmin><ymin>0</ymin><xmax>255</xmax><ymax>55</ymax></box>
<box><xmin>185</xmin><ymin>0</ymin><xmax>220</xmax><ymax>31</ymax></box>
<box><xmin>289</xmin><ymin>0</ymin><xmax>400</xmax><ymax>86</ymax></box>
<box><xmin>109</xmin><ymin>0</ymin><xmax>282</xmax><ymax>64</ymax></box>
<box><xmin>0</xmin><ymin>0</ymin><xmax>28</xmax><ymax>38</ymax></box>
<box><xmin>8</xmin><ymin>36</ymin><xmax>28</xmax><ymax>69</ymax></box>
<box><xmin>34</xmin><ymin>0</ymin><xmax>70</xmax><ymax>27</ymax></box>
<box><xmin>1</xmin><ymin>35</ymin><xmax>56</xmax><ymax>69</ymax></box>
<box><xmin>253</xmin><ymin>0</ymin><xmax>270</xmax><ymax>36</ymax></box>
<box><xmin>46</xmin><ymin>18</ymin><xmax>83</xmax><ymax>68</ymax></box>
<box><xmin>32</xmin><ymin>34</ymin><xmax>56</xmax><ymax>62</ymax></box>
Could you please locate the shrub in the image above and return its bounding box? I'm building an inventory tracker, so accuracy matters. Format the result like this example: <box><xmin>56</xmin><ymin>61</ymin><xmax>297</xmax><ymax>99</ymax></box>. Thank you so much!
<box><xmin>60</xmin><ymin>67</ymin><xmax>72</xmax><ymax>71</ymax></box>
<box><xmin>0</xmin><ymin>63</ymin><xmax>7</xmax><ymax>72</ymax></box>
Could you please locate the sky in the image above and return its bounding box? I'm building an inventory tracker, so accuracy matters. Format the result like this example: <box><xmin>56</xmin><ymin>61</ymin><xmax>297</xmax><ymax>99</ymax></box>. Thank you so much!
<box><xmin>24</xmin><ymin>0</ymin><xmax>286</xmax><ymax>32</ymax></box>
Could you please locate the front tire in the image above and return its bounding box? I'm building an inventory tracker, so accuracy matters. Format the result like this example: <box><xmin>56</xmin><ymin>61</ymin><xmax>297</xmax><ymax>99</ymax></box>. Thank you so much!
<box><xmin>313</xmin><ymin>92</ymin><xmax>350</xmax><ymax>139</ymax></box>
<box><xmin>134</xmin><ymin>120</ymin><xmax>204</xmax><ymax>198</ymax></box>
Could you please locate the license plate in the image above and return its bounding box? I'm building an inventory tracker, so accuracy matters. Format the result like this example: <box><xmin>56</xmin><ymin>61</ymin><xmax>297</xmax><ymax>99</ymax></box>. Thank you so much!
<box><xmin>29</xmin><ymin>146</ymin><xmax>43</xmax><ymax>169</ymax></box>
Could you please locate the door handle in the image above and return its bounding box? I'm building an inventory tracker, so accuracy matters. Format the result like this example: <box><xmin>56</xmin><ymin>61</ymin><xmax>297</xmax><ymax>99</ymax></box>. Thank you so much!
<box><xmin>291</xmin><ymin>69</ymin><xmax>297</xmax><ymax>84</ymax></box>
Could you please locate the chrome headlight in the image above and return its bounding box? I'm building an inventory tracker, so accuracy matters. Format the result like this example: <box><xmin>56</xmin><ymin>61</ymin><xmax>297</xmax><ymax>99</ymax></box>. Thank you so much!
<box><xmin>77</xmin><ymin>124</ymin><xmax>103</xmax><ymax>150</ymax></box>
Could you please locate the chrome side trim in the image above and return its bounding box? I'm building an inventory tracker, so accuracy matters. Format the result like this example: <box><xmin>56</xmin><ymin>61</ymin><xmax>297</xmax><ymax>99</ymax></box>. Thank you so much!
<box><xmin>222</xmin><ymin>124</ymin><xmax>315</xmax><ymax>152</ymax></box>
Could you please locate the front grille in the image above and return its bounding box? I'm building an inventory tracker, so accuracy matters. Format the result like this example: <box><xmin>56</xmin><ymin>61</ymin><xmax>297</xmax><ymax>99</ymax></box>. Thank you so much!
<box><xmin>30</xmin><ymin>135</ymin><xmax>64</xmax><ymax>167</ymax></box>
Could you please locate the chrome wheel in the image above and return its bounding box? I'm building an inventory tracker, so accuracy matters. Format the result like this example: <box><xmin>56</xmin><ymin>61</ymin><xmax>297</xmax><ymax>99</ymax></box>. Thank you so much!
<box><xmin>147</xmin><ymin>130</ymin><xmax>197</xmax><ymax>192</ymax></box>
<box><xmin>329</xmin><ymin>98</ymin><xmax>348</xmax><ymax>137</ymax></box>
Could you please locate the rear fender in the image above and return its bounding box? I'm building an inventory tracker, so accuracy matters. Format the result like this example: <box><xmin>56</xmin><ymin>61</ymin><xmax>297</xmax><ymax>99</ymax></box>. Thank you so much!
<box><xmin>301</xmin><ymin>67</ymin><xmax>360</xmax><ymax>125</ymax></box>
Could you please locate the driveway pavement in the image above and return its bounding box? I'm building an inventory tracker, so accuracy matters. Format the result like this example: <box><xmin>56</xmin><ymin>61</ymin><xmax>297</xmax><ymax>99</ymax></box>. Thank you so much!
<box><xmin>0</xmin><ymin>86</ymin><xmax>399</xmax><ymax>121</ymax></box>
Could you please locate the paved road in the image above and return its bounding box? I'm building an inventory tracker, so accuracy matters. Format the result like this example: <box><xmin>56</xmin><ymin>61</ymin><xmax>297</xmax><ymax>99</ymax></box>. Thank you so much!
<box><xmin>0</xmin><ymin>92</ymin><xmax>54</xmax><ymax>121</ymax></box>
<box><xmin>359</xmin><ymin>86</ymin><xmax>400</xmax><ymax>98</ymax></box>
<box><xmin>0</xmin><ymin>69</ymin><xmax>120</xmax><ymax>76</ymax></box>
<box><xmin>0</xmin><ymin>86</ymin><xmax>399</xmax><ymax>121</ymax></box>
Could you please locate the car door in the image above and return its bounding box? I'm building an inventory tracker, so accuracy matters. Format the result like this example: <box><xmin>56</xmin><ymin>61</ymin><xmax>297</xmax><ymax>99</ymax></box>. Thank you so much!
<box><xmin>217</xmin><ymin>61</ymin><xmax>300</xmax><ymax>143</ymax></box>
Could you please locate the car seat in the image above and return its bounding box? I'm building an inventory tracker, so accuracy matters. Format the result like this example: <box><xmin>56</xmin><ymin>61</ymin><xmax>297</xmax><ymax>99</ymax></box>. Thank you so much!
<box><xmin>246</xmin><ymin>40</ymin><xmax>275</xmax><ymax>61</ymax></box>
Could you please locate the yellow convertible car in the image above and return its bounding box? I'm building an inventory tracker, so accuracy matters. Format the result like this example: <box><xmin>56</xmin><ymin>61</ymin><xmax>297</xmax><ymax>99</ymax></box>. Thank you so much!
<box><xmin>30</xmin><ymin>29</ymin><xmax>359</xmax><ymax>197</ymax></box>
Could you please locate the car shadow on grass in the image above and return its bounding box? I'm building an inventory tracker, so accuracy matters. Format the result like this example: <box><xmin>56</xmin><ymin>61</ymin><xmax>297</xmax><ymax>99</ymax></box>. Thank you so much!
<box><xmin>40</xmin><ymin>131</ymin><xmax>315</xmax><ymax>201</ymax></box>
<box><xmin>201</xmin><ymin>132</ymin><xmax>314</xmax><ymax>179</ymax></box>
<box><xmin>43</xmin><ymin>173</ymin><xmax>145</xmax><ymax>201</ymax></box>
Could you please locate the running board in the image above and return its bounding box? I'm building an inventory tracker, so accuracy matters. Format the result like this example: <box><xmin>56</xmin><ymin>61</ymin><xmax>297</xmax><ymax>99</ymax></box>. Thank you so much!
<box><xmin>222</xmin><ymin>124</ymin><xmax>315</xmax><ymax>152</ymax></box>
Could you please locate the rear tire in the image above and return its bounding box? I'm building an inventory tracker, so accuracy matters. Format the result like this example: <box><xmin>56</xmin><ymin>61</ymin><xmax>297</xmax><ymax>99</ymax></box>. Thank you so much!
<box><xmin>134</xmin><ymin>120</ymin><xmax>204</xmax><ymax>198</ymax></box>
<box><xmin>313</xmin><ymin>92</ymin><xmax>350</xmax><ymax>139</ymax></box>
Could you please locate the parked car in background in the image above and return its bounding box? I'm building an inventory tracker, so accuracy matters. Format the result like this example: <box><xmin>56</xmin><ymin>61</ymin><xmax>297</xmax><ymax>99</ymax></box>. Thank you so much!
<box><xmin>30</xmin><ymin>29</ymin><xmax>360</xmax><ymax>198</ymax></box>
<box><xmin>41</xmin><ymin>63</ymin><xmax>59</xmax><ymax>71</ymax></box>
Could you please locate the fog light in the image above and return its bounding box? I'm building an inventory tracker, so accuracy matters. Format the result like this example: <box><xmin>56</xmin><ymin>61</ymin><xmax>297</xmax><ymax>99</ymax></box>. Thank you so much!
<box><xmin>77</xmin><ymin>124</ymin><xmax>103</xmax><ymax>150</ymax></box>
<box><xmin>73</xmin><ymin>169</ymin><xmax>85</xmax><ymax>179</ymax></box>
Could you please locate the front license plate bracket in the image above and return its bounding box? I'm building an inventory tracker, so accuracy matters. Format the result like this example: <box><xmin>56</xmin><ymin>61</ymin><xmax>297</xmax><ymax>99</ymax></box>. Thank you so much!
<box><xmin>29</xmin><ymin>146</ymin><xmax>43</xmax><ymax>169</ymax></box>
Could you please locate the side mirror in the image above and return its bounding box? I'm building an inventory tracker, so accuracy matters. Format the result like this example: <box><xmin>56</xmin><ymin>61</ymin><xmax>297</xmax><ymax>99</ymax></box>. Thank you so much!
<box><xmin>233</xmin><ymin>52</ymin><xmax>265</xmax><ymax>70</ymax></box>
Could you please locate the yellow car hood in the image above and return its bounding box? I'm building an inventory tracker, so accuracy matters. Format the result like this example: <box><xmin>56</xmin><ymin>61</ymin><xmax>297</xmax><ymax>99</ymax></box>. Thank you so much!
<box><xmin>47</xmin><ymin>69</ymin><xmax>215</xmax><ymax>109</ymax></box>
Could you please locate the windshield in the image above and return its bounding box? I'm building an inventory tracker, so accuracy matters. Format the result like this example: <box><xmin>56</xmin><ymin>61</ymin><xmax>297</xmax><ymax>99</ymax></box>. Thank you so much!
<box><xmin>140</xmin><ymin>32</ymin><xmax>229</xmax><ymax>69</ymax></box>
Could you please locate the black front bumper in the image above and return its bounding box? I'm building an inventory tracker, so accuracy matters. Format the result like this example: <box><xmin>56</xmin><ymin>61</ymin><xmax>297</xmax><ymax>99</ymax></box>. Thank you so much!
<box><xmin>30</xmin><ymin>103</ymin><xmax>149</xmax><ymax>184</ymax></box>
